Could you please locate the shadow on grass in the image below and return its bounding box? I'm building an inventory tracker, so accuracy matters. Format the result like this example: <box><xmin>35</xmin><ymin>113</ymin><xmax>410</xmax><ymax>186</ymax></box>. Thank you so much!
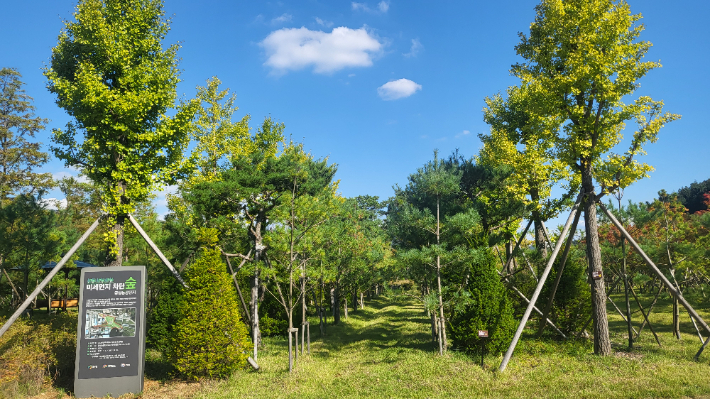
<box><xmin>311</xmin><ymin>296</ymin><xmax>435</xmax><ymax>355</ymax></box>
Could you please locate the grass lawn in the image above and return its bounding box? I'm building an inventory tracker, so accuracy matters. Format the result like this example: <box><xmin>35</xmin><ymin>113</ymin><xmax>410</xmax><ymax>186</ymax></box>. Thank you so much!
<box><xmin>12</xmin><ymin>290</ymin><xmax>710</xmax><ymax>398</ymax></box>
<box><xmin>183</xmin><ymin>293</ymin><xmax>710</xmax><ymax>399</ymax></box>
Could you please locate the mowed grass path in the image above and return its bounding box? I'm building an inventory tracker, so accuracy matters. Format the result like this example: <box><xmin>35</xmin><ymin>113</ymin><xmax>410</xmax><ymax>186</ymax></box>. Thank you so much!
<box><xmin>185</xmin><ymin>296</ymin><xmax>710</xmax><ymax>399</ymax></box>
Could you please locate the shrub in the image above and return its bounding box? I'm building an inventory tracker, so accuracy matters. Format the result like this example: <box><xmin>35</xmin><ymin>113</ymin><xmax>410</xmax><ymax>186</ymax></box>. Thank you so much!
<box><xmin>172</xmin><ymin>247</ymin><xmax>252</xmax><ymax>380</ymax></box>
<box><xmin>147</xmin><ymin>277</ymin><xmax>182</xmax><ymax>355</ymax></box>
<box><xmin>543</xmin><ymin>256</ymin><xmax>592</xmax><ymax>335</ymax></box>
<box><xmin>449</xmin><ymin>248</ymin><xmax>515</xmax><ymax>356</ymax></box>
<box><xmin>0</xmin><ymin>312</ymin><xmax>77</xmax><ymax>398</ymax></box>
<box><xmin>259</xmin><ymin>314</ymin><xmax>287</xmax><ymax>337</ymax></box>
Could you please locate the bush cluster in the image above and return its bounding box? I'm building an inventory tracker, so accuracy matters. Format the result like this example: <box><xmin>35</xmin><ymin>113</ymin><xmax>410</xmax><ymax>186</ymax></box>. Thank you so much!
<box><xmin>0</xmin><ymin>313</ymin><xmax>76</xmax><ymax>398</ymax></box>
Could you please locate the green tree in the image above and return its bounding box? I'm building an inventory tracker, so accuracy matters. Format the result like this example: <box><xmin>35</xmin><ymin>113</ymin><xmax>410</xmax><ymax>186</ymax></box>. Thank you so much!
<box><xmin>0</xmin><ymin>68</ymin><xmax>52</xmax><ymax>207</ymax></box>
<box><xmin>172</xmin><ymin>238</ymin><xmax>251</xmax><ymax>380</ymax></box>
<box><xmin>513</xmin><ymin>0</ymin><xmax>680</xmax><ymax>355</ymax></box>
<box><xmin>45</xmin><ymin>0</ymin><xmax>198</xmax><ymax>266</ymax></box>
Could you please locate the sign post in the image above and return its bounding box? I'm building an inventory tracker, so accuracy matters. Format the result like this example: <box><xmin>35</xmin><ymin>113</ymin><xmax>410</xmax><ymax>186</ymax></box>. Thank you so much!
<box><xmin>74</xmin><ymin>266</ymin><xmax>146</xmax><ymax>398</ymax></box>
<box><xmin>478</xmin><ymin>330</ymin><xmax>488</xmax><ymax>368</ymax></box>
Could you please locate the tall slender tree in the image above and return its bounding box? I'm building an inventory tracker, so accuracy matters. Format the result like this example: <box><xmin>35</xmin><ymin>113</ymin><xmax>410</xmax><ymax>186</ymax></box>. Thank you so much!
<box><xmin>45</xmin><ymin>0</ymin><xmax>198</xmax><ymax>266</ymax></box>
<box><xmin>513</xmin><ymin>0</ymin><xmax>680</xmax><ymax>355</ymax></box>
<box><xmin>0</xmin><ymin>68</ymin><xmax>51</xmax><ymax>206</ymax></box>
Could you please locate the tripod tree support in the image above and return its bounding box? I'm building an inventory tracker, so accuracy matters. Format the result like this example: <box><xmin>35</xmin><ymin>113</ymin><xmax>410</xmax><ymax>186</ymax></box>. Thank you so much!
<box><xmin>499</xmin><ymin>191</ymin><xmax>584</xmax><ymax>372</ymax></box>
<box><xmin>597</xmin><ymin>202</ymin><xmax>710</xmax><ymax>361</ymax></box>
<box><xmin>0</xmin><ymin>217</ymin><xmax>102</xmax><ymax>339</ymax></box>
<box><xmin>502</xmin><ymin>219</ymin><xmax>533</xmax><ymax>274</ymax></box>
<box><xmin>127</xmin><ymin>214</ymin><xmax>187</xmax><ymax>288</ymax></box>
<box><xmin>0</xmin><ymin>213</ymin><xmax>190</xmax><ymax>340</ymax></box>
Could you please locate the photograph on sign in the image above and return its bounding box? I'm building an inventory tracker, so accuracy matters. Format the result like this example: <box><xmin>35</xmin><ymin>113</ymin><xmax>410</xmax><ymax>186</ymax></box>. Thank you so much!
<box><xmin>85</xmin><ymin>308</ymin><xmax>137</xmax><ymax>339</ymax></box>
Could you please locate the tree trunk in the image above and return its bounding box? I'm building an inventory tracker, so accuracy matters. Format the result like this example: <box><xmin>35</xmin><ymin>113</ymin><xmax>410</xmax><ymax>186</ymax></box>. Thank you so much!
<box><xmin>436</xmin><ymin>195</ymin><xmax>447</xmax><ymax>354</ymax></box>
<box><xmin>333</xmin><ymin>284</ymin><xmax>341</xmax><ymax>324</ymax></box>
<box><xmin>344</xmin><ymin>297</ymin><xmax>348</xmax><ymax>320</ymax></box>
<box><xmin>530</xmin><ymin>188</ymin><xmax>548</xmax><ymax>258</ymax></box>
<box><xmin>582</xmin><ymin>174</ymin><xmax>611</xmax><ymax>356</ymax></box>
<box><xmin>673</xmin><ymin>297</ymin><xmax>681</xmax><ymax>339</ymax></box>
<box><xmin>352</xmin><ymin>290</ymin><xmax>357</xmax><ymax>313</ymax></box>
<box><xmin>505</xmin><ymin>241</ymin><xmax>518</xmax><ymax>275</ymax></box>
<box><xmin>251</xmin><ymin>259</ymin><xmax>261</xmax><ymax>361</ymax></box>
<box><xmin>360</xmin><ymin>292</ymin><xmax>364</xmax><ymax>309</ymax></box>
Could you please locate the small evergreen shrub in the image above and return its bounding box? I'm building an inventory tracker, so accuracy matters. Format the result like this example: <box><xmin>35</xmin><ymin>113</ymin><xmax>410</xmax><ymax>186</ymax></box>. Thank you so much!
<box><xmin>172</xmin><ymin>246</ymin><xmax>252</xmax><ymax>379</ymax></box>
<box><xmin>449</xmin><ymin>248</ymin><xmax>515</xmax><ymax>356</ymax></box>
<box><xmin>541</xmin><ymin>256</ymin><xmax>592</xmax><ymax>335</ymax></box>
<box><xmin>147</xmin><ymin>277</ymin><xmax>182</xmax><ymax>355</ymax></box>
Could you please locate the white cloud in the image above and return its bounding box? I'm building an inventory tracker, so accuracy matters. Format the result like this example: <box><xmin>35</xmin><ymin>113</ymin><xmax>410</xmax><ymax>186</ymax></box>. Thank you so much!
<box><xmin>315</xmin><ymin>17</ymin><xmax>333</xmax><ymax>28</ymax></box>
<box><xmin>377</xmin><ymin>78</ymin><xmax>422</xmax><ymax>100</ymax></box>
<box><xmin>403</xmin><ymin>38</ymin><xmax>422</xmax><ymax>58</ymax></box>
<box><xmin>271</xmin><ymin>13</ymin><xmax>292</xmax><ymax>25</ymax></box>
<box><xmin>352</xmin><ymin>1</ymin><xmax>390</xmax><ymax>13</ymax></box>
<box><xmin>41</xmin><ymin>198</ymin><xmax>67</xmax><ymax>210</ymax></box>
<box><xmin>455</xmin><ymin>130</ymin><xmax>471</xmax><ymax>138</ymax></box>
<box><xmin>261</xmin><ymin>26</ymin><xmax>383</xmax><ymax>75</ymax></box>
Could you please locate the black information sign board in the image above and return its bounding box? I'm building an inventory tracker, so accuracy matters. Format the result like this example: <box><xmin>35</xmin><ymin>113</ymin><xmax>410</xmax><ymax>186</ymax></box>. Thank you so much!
<box><xmin>74</xmin><ymin>266</ymin><xmax>146</xmax><ymax>398</ymax></box>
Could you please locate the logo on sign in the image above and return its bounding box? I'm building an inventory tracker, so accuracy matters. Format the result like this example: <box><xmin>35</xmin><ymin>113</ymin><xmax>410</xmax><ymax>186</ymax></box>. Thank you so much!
<box><xmin>478</xmin><ymin>330</ymin><xmax>488</xmax><ymax>338</ymax></box>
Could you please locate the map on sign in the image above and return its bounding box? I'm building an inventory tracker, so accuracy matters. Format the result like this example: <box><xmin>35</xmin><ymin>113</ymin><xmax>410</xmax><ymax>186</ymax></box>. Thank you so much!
<box><xmin>85</xmin><ymin>308</ymin><xmax>136</xmax><ymax>339</ymax></box>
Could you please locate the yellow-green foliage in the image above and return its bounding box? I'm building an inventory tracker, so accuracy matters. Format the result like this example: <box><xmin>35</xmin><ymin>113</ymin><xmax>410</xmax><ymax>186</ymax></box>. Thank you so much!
<box><xmin>0</xmin><ymin>313</ymin><xmax>76</xmax><ymax>398</ymax></box>
<box><xmin>172</xmin><ymin>247</ymin><xmax>252</xmax><ymax>379</ymax></box>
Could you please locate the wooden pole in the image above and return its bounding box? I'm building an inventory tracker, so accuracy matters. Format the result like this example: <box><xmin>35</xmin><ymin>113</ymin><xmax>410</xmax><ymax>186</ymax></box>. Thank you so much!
<box><xmin>502</xmin><ymin>219</ymin><xmax>533</xmax><ymax>274</ymax></box>
<box><xmin>0</xmin><ymin>216</ymin><xmax>101</xmax><ymax>339</ymax></box>
<box><xmin>629</xmin><ymin>285</ymin><xmax>662</xmax><ymax>348</ymax></box>
<box><xmin>499</xmin><ymin>191</ymin><xmax>584</xmax><ymax>372</ymax></box>
<box><xmin>127</xmin><ymin>214</ymin><xmax>187</xmax><ymax>288</ymax></box>
<box><xmin>504</xmin><ymin>279</ymin><xmax>567</xmax><ymax>339</ymax></box>
<box><xmin>597</xmin><ymin>202</ymin><xmax>710</xmax><ymax>360</ymax></box>
<box><xmin>536</xmin><ymin>209</ymin><xmax>581</xmax><ymax>337</ymax></box>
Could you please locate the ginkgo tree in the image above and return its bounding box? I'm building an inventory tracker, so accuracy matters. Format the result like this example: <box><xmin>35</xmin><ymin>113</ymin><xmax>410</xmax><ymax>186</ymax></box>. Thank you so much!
<box><xmin>480</xmin><ymin>83</ymin><xmax>573</xmax><ymax>256</ymax></box>
<box><xmin>45</xmin><ymin>0</ymin><xmax>199</xmax><ymax>266</ymax></box>
<box><xmin>512</xmin><ymin>0</ymin><xmax>680</xmax><ymax>355</ymax></box>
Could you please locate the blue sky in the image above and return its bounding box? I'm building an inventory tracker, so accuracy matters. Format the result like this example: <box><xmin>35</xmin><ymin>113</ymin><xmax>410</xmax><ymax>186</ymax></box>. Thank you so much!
<box><xmin>2</xmin><ymin>0</ymin><xmax>709</xmax><ymax>224</ymax></box>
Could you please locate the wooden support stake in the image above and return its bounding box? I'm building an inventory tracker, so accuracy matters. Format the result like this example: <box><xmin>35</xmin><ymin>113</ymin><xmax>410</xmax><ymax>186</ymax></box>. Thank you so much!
<box><xmin>0</xmin><ymin>216</ymin><xmax>102</xmax><ymax>339</ymax></box>
<box><xmin>537</xmin><ymin>209</ymin><xmax>581</xmax><ymax>338</ymax></box>
<box><xmin>247</xmin><ymin>356</ymin><xmax>259</xmax><ymax>370</ymax></box>
<box><xmin>597</xmin><ymin>202</ymin><xmax>710</xmax><ymax>360</ymax></box>
<box><xmin>504</xmin><ymin>279</ymin><xmax>567</xmax><ymax>339</ymax></box>
<box><xmin>127</xmin><ymin>214</ymin><xmax>187</xmax><ymax>288</ymax></box>
<box><xmin>635</xmin><ymin>283</ymin><xmax>663</xmax><ymax>340</ymax></box>
<box><xmin>499</xmin><ymin>192</ymin><xmax>584</xmax><ymax>372</ymax></box>
<box><xmin>502</xmin><ymin>219</ymin><xmax>533</xmax><ymax>274</ymax></box>
<box><xmin>629</xmin><ymin>285</ymin><xmax>662</xmax><ymax>348</ymax></box>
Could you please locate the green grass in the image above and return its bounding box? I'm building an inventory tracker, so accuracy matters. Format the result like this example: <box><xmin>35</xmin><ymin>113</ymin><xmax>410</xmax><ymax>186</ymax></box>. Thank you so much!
<box><xmin>185</xmin><ymin>293</ymin><xmax>710</xmax><ymax>399</ymax></box>
<box><xmin>7</xmin><ymin>290</ymin><xmax>710</xmax><ymax>398</ymax></box>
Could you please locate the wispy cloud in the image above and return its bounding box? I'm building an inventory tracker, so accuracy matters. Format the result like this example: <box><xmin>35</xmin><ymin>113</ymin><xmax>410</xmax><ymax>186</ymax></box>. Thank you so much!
<box><xmin>261</xmin><ymin>26</ymin><xmax>383</xmax><ymax>75</ymax></box>
<box><xmin>403</xmin><ymin>38</ymin><xmax>422</xmax><ymax>58</ymax></box>
<box><xmin>455</xmin><ymin>130</ymin><xmax>471</xmax><ymax>138</ymax></box>
<box><xmin>352</xmin><ymin>1</ymin><xmax>390</xmax><ymax>13</ymax></box>
<box><xmin>377</xmin><ymin>78</ymin><xmax>422</xmax><ymax>100</ymax></box>
<box><xmin>271</xmin><ymin>13</ymin><xmax>293</xmax><ymax>25</ymax></box>
<box><xmin>315</xmin><ymin>17</ymin><xmax>333</xmax><ymax>28</ymax></box>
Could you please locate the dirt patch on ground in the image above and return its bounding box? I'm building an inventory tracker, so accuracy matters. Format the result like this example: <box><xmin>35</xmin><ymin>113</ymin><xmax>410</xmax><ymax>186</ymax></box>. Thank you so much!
<box><xmin>29</xmin><ymin>378</ymin><xmax>210</xmax><ymax>399</ymax></box>
<box><xmin>613</xmin><ymin>351</ymin><xmax>644</xmax><ymax>360</ymax></box>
